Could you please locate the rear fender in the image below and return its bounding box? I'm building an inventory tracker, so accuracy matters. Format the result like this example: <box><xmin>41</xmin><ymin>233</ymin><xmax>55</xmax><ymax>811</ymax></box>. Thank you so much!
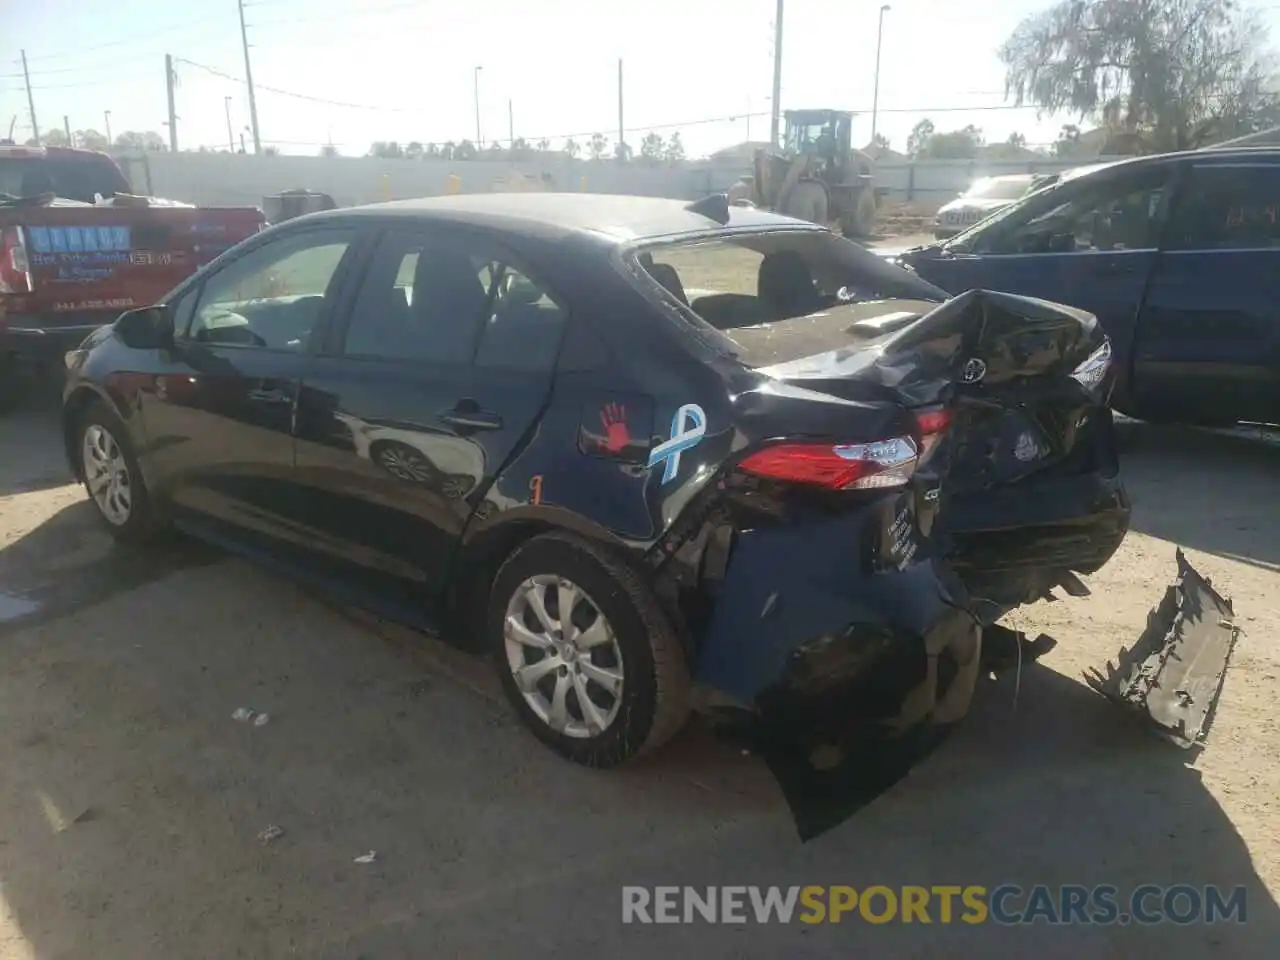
<box><xmin>690</xmin><ymin>490</ymin><xmax>970</xmax><ymax>705</ymax></box>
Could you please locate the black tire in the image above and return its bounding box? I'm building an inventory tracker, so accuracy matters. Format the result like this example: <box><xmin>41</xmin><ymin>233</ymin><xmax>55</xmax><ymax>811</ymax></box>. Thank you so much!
<box><xmin>76</xmin><ymin>400</ymin><xmax>169</xmax><ymax>543</ymax></box>
<box><xmin>487</xmin><ymin>532</ymin><xmax>691</xmax><ymax>767</ymax></box>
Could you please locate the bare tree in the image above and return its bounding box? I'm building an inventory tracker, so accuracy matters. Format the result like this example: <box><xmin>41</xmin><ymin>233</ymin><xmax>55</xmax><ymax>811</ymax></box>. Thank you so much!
<box><xmin>1000</xmin><ymin>0</ymin><xmax>1280</xmax><ymax>151</ymax></box>
<box><xmin>906</xmin><ymin>119</ymin><xmax>935</xmax><ymax>157</ymax></box>
<box><xmin>663</xmin><ymin>131</ymin><xmax>686</xmax><ymax>165</ymax></box>
<box><xmin>639</xmin><ymin>131</ymin><xmax>665</xmax><ymax>164</ymax></box>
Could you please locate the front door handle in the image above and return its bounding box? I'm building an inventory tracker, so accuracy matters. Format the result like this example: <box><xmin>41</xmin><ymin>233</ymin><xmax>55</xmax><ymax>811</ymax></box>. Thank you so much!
<box><xmin>440</xmin><ymin>402</ymin><xmax>502</xmax><ymax>431</ymax></box>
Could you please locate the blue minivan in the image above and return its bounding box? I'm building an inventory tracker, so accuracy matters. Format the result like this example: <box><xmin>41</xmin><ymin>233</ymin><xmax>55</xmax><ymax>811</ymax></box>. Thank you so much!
<box><xmin>894</xmin><ymin>148</ymin><xmax>1280</xmax><ymax>426</ymax></box>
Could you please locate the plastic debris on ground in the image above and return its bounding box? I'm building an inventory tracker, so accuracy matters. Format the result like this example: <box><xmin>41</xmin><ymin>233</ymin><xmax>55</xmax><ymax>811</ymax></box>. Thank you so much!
<box><xmin>257</xmin><ymin>825</ymin><xmax>285</xmax><ymax>845</ymax></box>
<box><xmin>1086</xmin><ymin>548</ymin><xmax>1241</xmax><ymax>748</ymax></box>
<box><xmin>232</xmin><ymin>707</ymin><xmax>270</xmax><ymax>726</ymax></box>
<box><xmin>353</xmin><ymin>851</ymin><xmax>378</xmax><ymax>864</ymax></box>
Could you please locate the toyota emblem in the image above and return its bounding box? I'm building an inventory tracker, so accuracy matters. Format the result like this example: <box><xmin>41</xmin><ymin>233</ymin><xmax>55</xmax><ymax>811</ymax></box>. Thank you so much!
<box><xmin>961</xmin><ymin>358</ymin><xmax>987</xmax><ymax>383</ymax></box>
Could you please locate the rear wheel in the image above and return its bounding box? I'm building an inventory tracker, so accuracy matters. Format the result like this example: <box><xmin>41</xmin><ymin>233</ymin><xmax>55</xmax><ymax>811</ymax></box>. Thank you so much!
<box><xmin>77</xmin><ymin>401</ymin><xmax>168</xmax><ymax>543</ymax></box>
<box><xmin>488</xmin><ymin>532</ymin><xmax>690</xmax><ymax>766</ymax></box>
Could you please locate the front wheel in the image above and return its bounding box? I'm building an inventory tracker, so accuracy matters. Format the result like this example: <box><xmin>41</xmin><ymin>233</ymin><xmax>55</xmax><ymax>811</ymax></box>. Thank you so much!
<box><xmin>488</xmin><ymin>532</ymin><xmax>691</xmax><ymax>766</ymax></box>
<box><xmin>77</xmin><ymin>401</ymin><xmax>168</xmax><ymax>543</ymax></box>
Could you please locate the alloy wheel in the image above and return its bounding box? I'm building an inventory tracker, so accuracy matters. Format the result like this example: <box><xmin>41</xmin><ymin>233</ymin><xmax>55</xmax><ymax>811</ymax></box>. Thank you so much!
<box><xmin>377</xmin><ymin>444</ymin><xmax>434</xmax><ymax>483</ymax></box>
<box><xmin>82</xmin><ymin>424</ymin><xmax>132</xmax><ymax>526</ymax></box>
<box><xmin>503</xmin><ymin>574</ymin><xmax>625</xmax><ymax>738</ymax></box>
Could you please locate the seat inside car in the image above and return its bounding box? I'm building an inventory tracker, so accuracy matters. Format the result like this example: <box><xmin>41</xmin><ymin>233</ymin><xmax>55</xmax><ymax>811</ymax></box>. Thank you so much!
<box><xmin>408</xmin><ymin>251</ymin><xmax>490</xmax><ymax>362</ymax></box>
<box><xmin>757</xmin><ymin>249</ymin><xmax>826</xmax><ymax>319</ymax></box>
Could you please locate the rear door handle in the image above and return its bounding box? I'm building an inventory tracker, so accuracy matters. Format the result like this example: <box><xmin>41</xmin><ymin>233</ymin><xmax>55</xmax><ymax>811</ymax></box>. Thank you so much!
<box><xmin>440</xmin><ymin>404</ymin><xmax>503</xmax><ymax>431</ymax></box>
<box><xmin>248</xmin><ymin>387</ymin><xmax>293</xmax><ymax>405</ymax></box>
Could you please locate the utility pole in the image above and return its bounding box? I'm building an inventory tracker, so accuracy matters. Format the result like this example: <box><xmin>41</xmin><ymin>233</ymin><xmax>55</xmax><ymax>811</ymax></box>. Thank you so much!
<box><xmin>21</xmin><ymin>50</ymin><xmax>39</xmax><ymax>146</ymax></box>
<box><xmin>616</xmin><ymin>58</ymin><xmax>624</xmax><ymax>164</ymax></box>
<box><xmin>871</xmin><ymin>4</ymin><xmax>891</xmax><ymax>143</ymax></box>
<box><xmin>63</xmin><ymin>115</ymin><xmax>72</xmax><ymax>147</ymax></box>
<box><xmin>104</xmin><ymin>110</ymin><xmax>112</xmax><ymax>145</ymax></box>
<box><xmin>769</xmin><ymin>0</ymin><xmax>784</xmax><ymax>146</ymax></box>
<box><xmin>224</xmin><ymin>96</ymin><xmax>235</xmax><ymax>152</ymax></box>
<box><xmin>473</xmin><ymin>66</ymin><xmax>483</xmax><ymax>147</ymax></box>
<box><xmin>508</xmin><ymin>98</ymin><xmax>514</xmax><ymax>150</ymax></box>
<box><xmin>165</xmin><ymin>54</ymin><xmax>178</xmax><ymax>151</ymax></box>
<box><xmin>238</xmin><ymin>0</ymin><xmax>262</xmax><ymax>153</ymax></box>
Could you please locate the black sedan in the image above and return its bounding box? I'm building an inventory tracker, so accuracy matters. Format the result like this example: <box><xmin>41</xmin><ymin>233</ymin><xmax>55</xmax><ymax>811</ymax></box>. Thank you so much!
<box><xmin>61</xmin><ymin>193</ymin><xmax>1129</xmax><ymax>769</ymax></box>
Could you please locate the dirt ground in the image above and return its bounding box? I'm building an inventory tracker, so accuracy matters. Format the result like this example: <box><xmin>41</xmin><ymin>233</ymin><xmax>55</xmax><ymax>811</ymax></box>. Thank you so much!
<box><xmin>1</xmin><ymin>389</ymin><xmax>1278</xmax><ymax>957</ymax></box>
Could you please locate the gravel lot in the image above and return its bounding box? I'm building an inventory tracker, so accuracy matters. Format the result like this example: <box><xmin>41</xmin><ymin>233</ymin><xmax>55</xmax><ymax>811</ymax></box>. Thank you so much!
<box><xmin>1</xmin><ymin>386</ymin><xmax>1277</xmax><ymax>957</ymax></box>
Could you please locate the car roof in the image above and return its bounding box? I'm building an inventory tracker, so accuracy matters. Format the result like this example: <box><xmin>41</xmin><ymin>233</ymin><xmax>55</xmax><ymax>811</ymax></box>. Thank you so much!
<box><xmin>300</xmin><ymin>192</ymin><xmax>824</xmax><ymax>245</ymax></box>
<box><xmin>0</xmin><ymin>144</ymin><xmax>115</xmax><ymax>162</ymax></box>
<box><xmin>1060</xmin><ymin>145</ymin><xmax>1280</xmax><ymax>182</ymax></box>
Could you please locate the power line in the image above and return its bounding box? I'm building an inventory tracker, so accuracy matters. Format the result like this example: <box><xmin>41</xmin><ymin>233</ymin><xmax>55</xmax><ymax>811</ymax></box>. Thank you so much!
<box><xmin>174</xmin><ymin>58</ymin><xmax>1036</xmax><ymax>141</ymax></box>
<box><xmin>247</xmin><ymin>0</ymin><xmax>443</xmax><ymax>30</ymax></box>
<box><xmin>9</xmin><ymin>13</ymin><xmax>226</xmax><ymax>65</ymax></box>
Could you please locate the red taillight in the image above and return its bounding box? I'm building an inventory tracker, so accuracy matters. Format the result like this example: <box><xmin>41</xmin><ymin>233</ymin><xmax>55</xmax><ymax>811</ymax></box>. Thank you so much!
<box><xmin>913</xmin><ymin>405</ymin><xmax>952</xmax><ymax>457</ymax></box>
<box><xmin>0</xmin><ymin>226</ymin><xmax>31</xmax><ymax>295</ymax></box>
<box><xmin>738</xmin><ymin>437</ymin><xmax>919</xmax><ymax>490</ymax></box>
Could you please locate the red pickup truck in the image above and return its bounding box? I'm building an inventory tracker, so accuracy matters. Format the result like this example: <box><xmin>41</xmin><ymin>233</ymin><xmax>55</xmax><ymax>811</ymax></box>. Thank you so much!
<box><xmin>1</xmin><ymin>144</ymin><xmax>264</xmax><ymax>406</ymax></box>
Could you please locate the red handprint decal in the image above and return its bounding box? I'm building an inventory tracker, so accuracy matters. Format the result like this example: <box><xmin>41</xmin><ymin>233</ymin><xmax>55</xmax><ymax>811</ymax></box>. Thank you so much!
<box><xmin>599</xmin><ymin>402</ymin><xmax>631</xmax><ymax>453</ymax></box>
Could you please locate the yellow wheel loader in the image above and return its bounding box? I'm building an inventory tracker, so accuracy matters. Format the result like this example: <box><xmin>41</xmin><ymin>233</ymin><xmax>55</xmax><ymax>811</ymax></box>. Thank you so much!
<box><xmin>727</xmin><ymin>109</ymin><xmax>878</xmax><ymax>237</ymax></box>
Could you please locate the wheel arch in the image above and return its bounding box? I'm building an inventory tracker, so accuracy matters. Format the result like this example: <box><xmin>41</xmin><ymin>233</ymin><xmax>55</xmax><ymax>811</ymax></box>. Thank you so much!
<box><xmin>444</xmin><ymin>507</ymin><xmax>645</xmax><ymax>649</ymax></box>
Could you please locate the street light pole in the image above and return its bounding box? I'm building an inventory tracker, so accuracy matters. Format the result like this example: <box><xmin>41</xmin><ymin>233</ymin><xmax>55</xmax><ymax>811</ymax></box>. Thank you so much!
<box><xmin>224</xmin><ymin>97</ymin><xmax>235</xmax><ymax>152</ymax></box>
<box><xmin>473</xmin><ymin>66</ymin><xmax>483</xmax><ymax>148</ymax></box>
<box><xmin>871</xmin><ymin>4</ymin><xmax>890</xmax><ymax>143</ymax></box>
<box><xmin>104</xmin><ymin>110</ymin><xmax>112</xmax><ymax>145</ymax></box>
<box><xmin>769</xmin><ymin>0</ymin><xmax>784</xmax><ymax>146</ymax></box>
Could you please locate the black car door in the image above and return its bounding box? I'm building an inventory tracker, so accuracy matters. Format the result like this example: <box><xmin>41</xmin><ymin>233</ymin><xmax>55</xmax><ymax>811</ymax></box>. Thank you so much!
<box><xmin>140</xmin><ymin>225</ymin><xmax>364</xmax><ymax>539</ymax></box>
<box><xmin>292</xmin><ymin>225</ymin><xmax>568</xmax><ymax>605</ymax></box>
<box><xmin>1132</xmin><ymin>160</ymin><xmax>1280</xmax><ymax>424</ymax></box>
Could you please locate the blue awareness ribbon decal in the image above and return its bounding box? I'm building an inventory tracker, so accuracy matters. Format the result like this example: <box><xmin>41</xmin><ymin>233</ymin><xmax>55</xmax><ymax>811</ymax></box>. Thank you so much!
<box><xmin>646</xmin><ymin>403</ymin><xmax>707</xmax><ymax>484</ymax></box>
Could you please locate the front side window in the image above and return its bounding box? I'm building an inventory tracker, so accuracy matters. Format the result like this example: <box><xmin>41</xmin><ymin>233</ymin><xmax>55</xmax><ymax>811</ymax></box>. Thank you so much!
<box><xmin>967</xmin><ymin>167</ymin><xmax>1168</xmax><ymax>255</ymax></box>
<box><xmin>187</xmin><ymin>229</ymin><xmax>355</xmax><ymax>349</ymax></box>
<box><xmin>1165</xmin><ymin>165</ymin><xmax>1280</xmax><ymax>251</ymax></box>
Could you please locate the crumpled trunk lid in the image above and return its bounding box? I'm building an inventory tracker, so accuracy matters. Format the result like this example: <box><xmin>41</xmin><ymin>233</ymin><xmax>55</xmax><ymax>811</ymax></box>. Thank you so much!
<box><xmin>749</xmin><ymin>288</ymin><xmax>1112</xmax><ymax>487</ymax></box>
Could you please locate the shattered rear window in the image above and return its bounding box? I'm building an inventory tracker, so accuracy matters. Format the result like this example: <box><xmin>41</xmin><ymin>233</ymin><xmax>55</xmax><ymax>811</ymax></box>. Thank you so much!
<box><xmin>626</xmin><ymin>229</ymin><xmax>948</xmax><ymax>365</ymax></box>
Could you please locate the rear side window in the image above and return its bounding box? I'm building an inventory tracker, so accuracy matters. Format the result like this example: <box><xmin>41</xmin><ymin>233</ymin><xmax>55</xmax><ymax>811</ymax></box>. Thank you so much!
<box><xmin>1165</xmin><ymin>165</ymin><xmax>1280</xmax><ymax>251</ymax></box>
<box><xmin>342</xmin><ymin>231</ymin><xmax>567</xmax><ymax>372</ymax></box>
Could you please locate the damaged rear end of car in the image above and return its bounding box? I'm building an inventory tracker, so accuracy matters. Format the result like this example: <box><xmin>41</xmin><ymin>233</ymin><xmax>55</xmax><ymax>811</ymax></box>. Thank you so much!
<box><xmin>626</xmin><ymin>227</ymin><xmax>1130</xmax><ymax>834</ymax></box>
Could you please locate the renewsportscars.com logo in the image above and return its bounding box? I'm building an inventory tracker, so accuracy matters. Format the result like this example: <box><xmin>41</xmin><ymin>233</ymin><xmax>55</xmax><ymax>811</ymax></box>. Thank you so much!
<box><xmin>621</xmin><ymin>885</ymin><xmax>1249</xmax><ymax>926</ymax></box>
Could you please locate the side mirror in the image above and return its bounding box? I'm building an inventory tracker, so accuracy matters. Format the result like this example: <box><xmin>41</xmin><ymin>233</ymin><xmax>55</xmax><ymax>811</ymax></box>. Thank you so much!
<box><xmin>114</xmin><ymin>306</ymin><xmax>173</xmax><ymax>350</ymax></box>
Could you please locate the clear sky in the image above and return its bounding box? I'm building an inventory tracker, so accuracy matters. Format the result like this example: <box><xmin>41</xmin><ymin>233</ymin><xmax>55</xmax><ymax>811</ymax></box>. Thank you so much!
<box><xmin>3</xmin><ymin>0</ymin><xmax>1279</xmax><ymax>158</ymax></box>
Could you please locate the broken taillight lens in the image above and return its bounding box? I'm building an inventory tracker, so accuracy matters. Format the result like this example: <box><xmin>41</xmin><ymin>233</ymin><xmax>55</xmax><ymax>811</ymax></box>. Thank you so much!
<box><xmin>913</xmin><ymin>405</ymin><xmax>952</xmax><ymax>458</ymax></box>
<box><xmin>738</xmin><ymin>436</ymin><xmax>919</xmax><ymax>490</ymax></box>
<box><xmin>0</xmin><ymin>226</ymin><xmax>31</xmax><ymax>295</ymax></box>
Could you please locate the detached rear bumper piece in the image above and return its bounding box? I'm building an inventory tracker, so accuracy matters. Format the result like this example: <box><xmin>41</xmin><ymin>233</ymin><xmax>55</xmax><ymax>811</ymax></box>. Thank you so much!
<box><xmin>1086</xmin><ymin>549</ymin><xmax>1240</xmax><ymax>748</ymax></box>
